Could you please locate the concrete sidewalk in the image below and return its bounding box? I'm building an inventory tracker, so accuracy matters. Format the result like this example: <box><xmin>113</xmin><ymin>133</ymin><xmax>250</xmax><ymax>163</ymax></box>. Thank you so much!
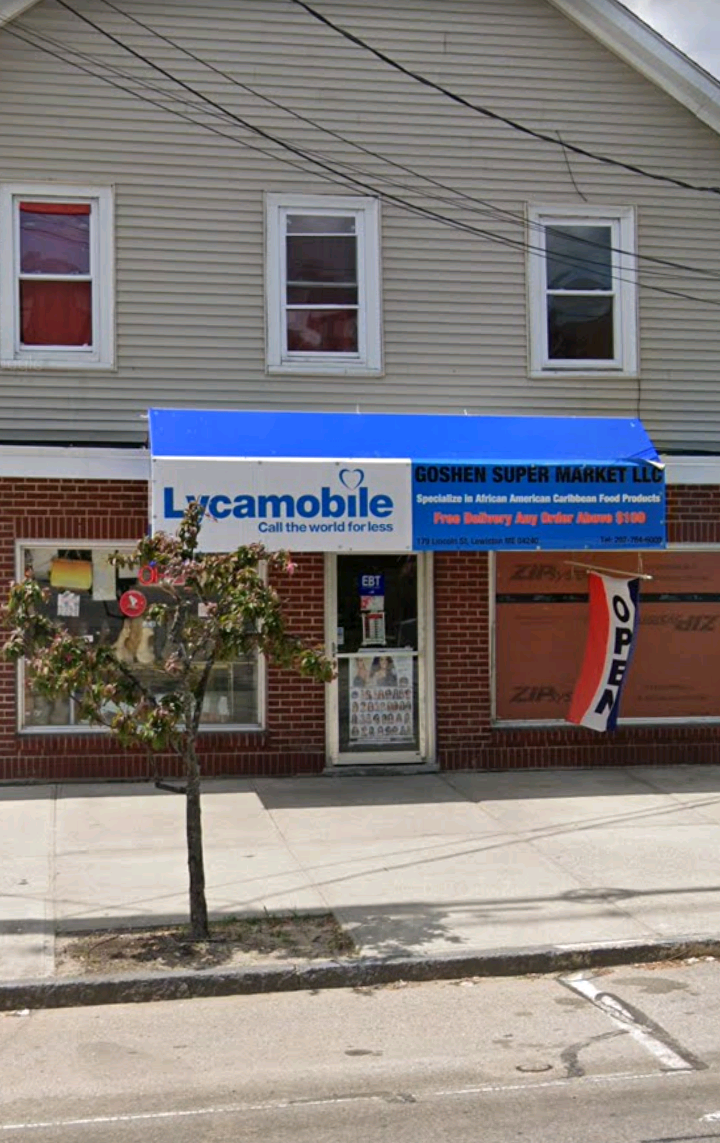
<box><xmin>3</xmin><ymin>765</ymin><xmax>720</xmax><ymax>984</ymax></box>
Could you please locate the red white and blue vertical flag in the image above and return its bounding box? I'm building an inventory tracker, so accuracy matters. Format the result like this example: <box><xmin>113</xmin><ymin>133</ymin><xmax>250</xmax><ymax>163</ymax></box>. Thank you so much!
<box><xmin>567</xmin><ymin>573</ymin><xmax>640</xmax><ymax>732</ymax></box>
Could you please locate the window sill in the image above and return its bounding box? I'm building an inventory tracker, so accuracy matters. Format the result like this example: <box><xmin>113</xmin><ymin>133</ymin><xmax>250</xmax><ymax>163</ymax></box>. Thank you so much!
<box><xmin>266</xmin><ymin>361</ymin><xmax>384</xmax><ymax>377</ymax></box>
<box><xmin>19</xmin><ymin>723</ymin><xmax>265</xmax><ymax>736</ymax></box>
<box><xmin>1</xmin><ymin>357</ymin><xmax>116</xmax><ymax>371</ymax></box>
<box><xmin>197</xmin><ymin>723</ymin><xmax>265</xmax><ymax>735</ymax></box>
<box><xmin>492</xmin><ymin>716</ymin><xmax>720</xmax><ymax>728</ymax></box>
<box><xmin>529</xmin><ymin>366</ymin><xmax>639</xmax><ymax>381</ymax></box>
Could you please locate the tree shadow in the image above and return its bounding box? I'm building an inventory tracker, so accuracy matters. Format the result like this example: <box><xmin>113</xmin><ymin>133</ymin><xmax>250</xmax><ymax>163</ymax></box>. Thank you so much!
<box><xmin>335</xmin><ymin>902</ymin><xmax>467</xmax><ymax>958</ymax></box>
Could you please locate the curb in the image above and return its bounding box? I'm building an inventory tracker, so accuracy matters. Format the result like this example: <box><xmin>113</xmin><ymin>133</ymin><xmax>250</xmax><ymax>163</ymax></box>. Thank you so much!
<box><xmin>2</xmin><ymin>937</ymin><xmax>720</xmax><ymax>1011</ymax></box>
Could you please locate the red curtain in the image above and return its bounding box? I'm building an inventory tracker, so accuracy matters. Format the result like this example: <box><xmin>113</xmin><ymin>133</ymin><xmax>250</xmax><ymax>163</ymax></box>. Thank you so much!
<box><xmin>18</xmin><ymin>202</ymin><xmax>92</xmax><ymax>346</ymax></box>
<box><xmin>287</xmin><ymin>309</ymin><xmax>358</xmax><ymax>352</ymax></box>
<box><xmin>19</xmin><ymin>202</ymin><xmax>90</xmax><ymax>215</ymax></box>
<box><xmin>20</xmin><ymin>281</ymin><xmax>92</xmax><ymax>346</ymax></box>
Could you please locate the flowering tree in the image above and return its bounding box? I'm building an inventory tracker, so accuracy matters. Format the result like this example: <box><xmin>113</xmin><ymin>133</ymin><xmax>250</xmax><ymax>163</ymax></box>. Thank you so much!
<box><xmin>2</xmin><ymin>503</ymin><xmax>333</xmax><ymax>939</ymax></box>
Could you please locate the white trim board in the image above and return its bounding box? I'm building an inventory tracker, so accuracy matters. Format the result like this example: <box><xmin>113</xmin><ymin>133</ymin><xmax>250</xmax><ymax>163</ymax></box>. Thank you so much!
<box><xmin>0</xmin><ymin>446</ymin><xmax>149</xmax><ymax>480</ymax></box>
<box><xmin>662</xmin><ymin>456</ymin><xmax>720</xmax><ymax>485</ymax></box>
<box><xmin>548</xmin><ymin>0</ymin><xmax>720</xmax><ymax>134</ymax></box>
<box><xmin>0</xmin><ymin>446</ymin><xmax>716</xmax><ymax>486</ymax></box>
<box><xmin>0</xmin><ymin>0</ymin><xmax>39</xmax><ymax>28</ymax></box>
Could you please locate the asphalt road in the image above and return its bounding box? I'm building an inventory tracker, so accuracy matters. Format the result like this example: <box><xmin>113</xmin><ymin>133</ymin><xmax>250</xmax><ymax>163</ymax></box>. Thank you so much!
<box><xmin>2</xmin><ymin>959</ymin><xmax>720</xmax><ymax>1141</ymax></box>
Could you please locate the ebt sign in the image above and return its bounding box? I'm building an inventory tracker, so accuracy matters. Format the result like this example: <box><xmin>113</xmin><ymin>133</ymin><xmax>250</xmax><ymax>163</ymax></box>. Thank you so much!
<box><xmin>151</xmin><ymin>458</ymin><xmax>413</xmax><ymax>552</ymax></box>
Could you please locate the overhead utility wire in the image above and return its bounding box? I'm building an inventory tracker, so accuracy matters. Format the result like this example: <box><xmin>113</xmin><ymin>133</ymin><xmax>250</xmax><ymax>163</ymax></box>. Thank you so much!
<box><xmin>96</xmin><ymin>0</ymin><xmax>520</xmax><ymax>220</ymax></box>
<box><xmin>21</xmin><ymin>18</ymin><xmax>519</xmax><ymax>226</ymax></box>
<box><xmin>16</xmin><ymin>10</ymin><xmax>720</xmax><ymax>309</ymax></box>
<box><xmin>20</xmin><ymin>16</ymin><xmax>502</xmax><ymax>238</ymax></box>
<box><xmin>10</xmin><ymin>20</ymin><xmax>587</xmax><ymax>277</ymax></box>
<box><xmin>53</xmin><ymin>0</ymin><xmax>509</xmax><ymax>227</ymax></box>
<box><xmin>7</xmin><ymin>21</ymin><xmax>533</xmax><ymax>254</ymax></box>
<box><xmin>16</xmin><ymin>21</ymin><xmax>309</xmax><ymax>140</ymax></box>
<box><xmin>95</xmin><ymin>0</ymin><xmax>720</xmax><ymax>283</ymax></box>
<box><xmin>289</xmin><ymin>0</ymin><xmax>720</xmax><ymax>199</ymax></box>
<box><xmin>44</xmin><ymin>0</ymin><xmax>595</xmax><ymax>258</ymax></box>
<box><xmin>33</xmin><ymin>5</ymin><xmax>720</xmax><ymax>306</ymax></box>
<box><xmin>5</xmin><ymin>27</ymin><xmax>330</xmax><ymax>182</ymax></box>
<box><xmin>46</xmin><ymin>2</ymin><xmax>720</xmax><ymax>304</ymax></box>
<box><xmin>19</xmin><ymin>17</ymin><xmax>703</xmax><ymax>293</ymax></box>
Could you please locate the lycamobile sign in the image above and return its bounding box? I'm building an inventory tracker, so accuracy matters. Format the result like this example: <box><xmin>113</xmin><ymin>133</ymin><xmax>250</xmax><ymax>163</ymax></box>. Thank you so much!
<box><xmin>163</xmin><ymin>481</ymin><xmax>393</xmax><ymax>522</ymax></box>
<box><xmin>153</xmin><ymin>460</ymin><xmax>412</xmax><ymax>552</ymax></box>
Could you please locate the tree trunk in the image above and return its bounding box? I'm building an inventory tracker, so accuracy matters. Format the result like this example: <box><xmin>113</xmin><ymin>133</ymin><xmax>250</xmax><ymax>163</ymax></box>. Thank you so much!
<box><xmin>184</xmin><ymin>740</ymin><xmax>209</xmax><ymax>940</ymax></box>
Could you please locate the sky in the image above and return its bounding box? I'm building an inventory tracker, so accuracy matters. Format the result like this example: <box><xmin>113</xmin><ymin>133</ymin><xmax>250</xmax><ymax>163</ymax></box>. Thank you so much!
<box><xmin>620</xmin><ymin>0</ymin><xmax>720</xmax><ymax>78</ymax></box>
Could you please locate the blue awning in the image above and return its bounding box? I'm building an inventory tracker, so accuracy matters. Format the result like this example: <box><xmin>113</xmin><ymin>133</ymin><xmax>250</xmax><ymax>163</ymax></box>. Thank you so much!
<box><xmin>149</xmin><ymin>409</ymin><xmax>665</xmax><ymax>553</ymax></box>
<box><xmin>149</xmin><ymin>408</ymin><xmax>661</xmax><ymax>467</ymax></box>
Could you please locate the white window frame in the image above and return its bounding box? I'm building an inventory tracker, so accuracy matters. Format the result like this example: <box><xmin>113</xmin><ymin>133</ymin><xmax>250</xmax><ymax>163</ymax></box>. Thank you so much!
<box><xmin>0</xmin><ymin>183</ymin><xmax>115</xmax><ymax>369</ymax></box>
<box><xmin>265</xmin><ymin>192</ymin><xmax>382</xmax><ymax>375</ymax></box>
<box><xmin>527</xmin><ymin>205</ymin><xmax>638</xmax><ymax>378</ymax></box>
<box><xmin>15</xmin><ymin>540</ymin><xmax>265</xmax><ymax>734</ymax></box>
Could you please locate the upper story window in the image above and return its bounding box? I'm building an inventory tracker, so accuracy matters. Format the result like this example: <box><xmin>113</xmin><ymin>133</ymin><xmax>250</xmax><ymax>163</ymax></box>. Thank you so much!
<box><xmin>266</xmin><ymin>193</ymin><xmax>382</xmax><ymax>374</ymax></box>
<box><xmin>527</xmin><ymin>206</ymin><xmax>637</xmax><ymax>377</ymax></box>
<box><xmin>0</xmin><ymin>184</ymin><xmax>114</xmax><ymax>369</ymax></box>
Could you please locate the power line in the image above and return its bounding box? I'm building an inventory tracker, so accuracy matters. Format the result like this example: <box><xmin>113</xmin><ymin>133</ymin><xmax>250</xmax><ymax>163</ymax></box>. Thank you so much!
<box><xmin>6</xmin><ymin>18</ymin><xmax>524</xmax><ymax>255</ymax></box>
<box><xmin>8</xmin><ymin>20</ymin><xmax>525</xmax><ymax>250</ymax></box>
<box><xmin>44</xmin><ymin>0</ymin><xmax>589</xmax><ymax>259</ymax></box>
<box><xmin>94</xmin><ymin>0</ymin><xmax>720</xmax><ymax>283</ymax></box>
<box><xmin>16</xmin><ymin>20</ymin><xmax>300</xmax><ymax>141</ymax></box>
<box><xmin>19</xmin><ymin>17</ymin><xmax>492</xmax><ymax>232</ymax></box>
<box><xmin>97</xmin><ymin>0</ymin><xmax>526</xmax><ymax>223</ymax></box>
<box><xmin>1</xmin><ymin>21</ymin><xmax>615</xmax><ymax>288</ymax></box>
<box><xmin>52</xmin><ymin>0</ymin><xmax>477</xmax><ymax>207</ymax></box>
<box><xmin>10</xmin><ymin>10</ymin><xmax>720</xmax><ymax>310</ymax></box>
<box><xmin>29</xmin><ymin>11</ymin><xmax>516</xmax><ymax>229</ymax></box>
<box><xmin>5</xmin><ymin>27</ymin><xmax>329</xmax><ymax>182</ymax></box>
<box><xmin>289</xmin><ymin>0</ymin><xmax>720</xmax><ymax>199</ymax></box>
<box><xmin>16</xmin><ymin>10</ymin><xmax>720</xmax><ymax>308</ymax></box>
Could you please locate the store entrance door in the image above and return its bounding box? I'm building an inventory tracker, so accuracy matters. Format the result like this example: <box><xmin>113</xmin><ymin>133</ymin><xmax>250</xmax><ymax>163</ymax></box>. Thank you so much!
<box><xmin>326</xmin><ymin>553</ymin><xmax>433</xmax><ymax>766</ymax></box>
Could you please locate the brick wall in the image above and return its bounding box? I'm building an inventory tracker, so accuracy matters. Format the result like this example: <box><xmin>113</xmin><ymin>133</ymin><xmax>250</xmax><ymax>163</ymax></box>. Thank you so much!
<box><xmin>0</xmin><ymin>479</ymin><xmax>325</xmax><ymax>781</ymax></box>
<box><xmin>667</xmin><ymin>486</ymin><xmax>720</xmax><ymax>544</ymax></box>
<box><xmin>437</xmin><ymin>486</ymin><xmax>720</xmax><ymax>770</ymax></box>
<box><xmin>1</xmin><ymin>479</ymin><xmax>719</xmax><ymax>779</ymax></box>
<box><xmin>434</xmin><ymin>551</ymin><xmax>492</xmax><ymax>767</ymax></box>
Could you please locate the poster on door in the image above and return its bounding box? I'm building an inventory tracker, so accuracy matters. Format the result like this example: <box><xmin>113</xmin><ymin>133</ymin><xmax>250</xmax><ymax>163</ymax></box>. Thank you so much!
<box><xmin>361</xmin><ymin>611</ymin><xmax>386</xmax><ymax>645</ymax></box>
<box><xmin>348</xmin><ymin>652</ymin><xmax>415</xmax><ymax>745</ymax></box>
<box><xmin>360</xmin><ymin>572</ymin><xmax>386</xmax><ymax>646</ymax></box>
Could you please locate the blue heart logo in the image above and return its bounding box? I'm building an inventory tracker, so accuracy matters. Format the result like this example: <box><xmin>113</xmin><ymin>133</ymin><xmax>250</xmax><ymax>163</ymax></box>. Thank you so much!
<box><xmin>339</xmin><ymin>468</ymin><xmax>364</xmax><ymax>491</ymax></box>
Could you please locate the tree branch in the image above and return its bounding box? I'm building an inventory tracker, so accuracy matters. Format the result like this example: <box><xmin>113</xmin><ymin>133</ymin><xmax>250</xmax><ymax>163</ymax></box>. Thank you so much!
<box><xmin>191</xmin><ymin>656</ymin><xmax>216</xmax><ymax>736</ymax></box>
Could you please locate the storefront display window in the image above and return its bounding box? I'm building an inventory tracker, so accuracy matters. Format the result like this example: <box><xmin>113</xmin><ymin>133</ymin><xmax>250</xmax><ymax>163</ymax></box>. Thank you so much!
<box><xmin>19</xmin><ymin>545</ymin><xmax>260</xmax><ymax>730</ymax></box>
<box><xmin>494</xmin><ymin>549</ymin><xmax>720</xmax><ymax>722</ymax></box>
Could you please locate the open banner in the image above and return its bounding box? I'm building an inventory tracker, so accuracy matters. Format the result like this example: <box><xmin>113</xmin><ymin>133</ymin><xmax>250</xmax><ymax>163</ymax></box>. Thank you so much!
<box><xmin>567</xmin><ymin>573</ymin><xmax>640</xmax><ymax>732</ymax></box>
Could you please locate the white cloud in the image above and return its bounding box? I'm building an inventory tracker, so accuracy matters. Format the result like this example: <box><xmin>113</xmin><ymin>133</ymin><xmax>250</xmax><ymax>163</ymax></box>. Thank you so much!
<box><xmin>621</xmin><ymin>0</ymin><xmax>720</xmax><ymax>78</ymax></box>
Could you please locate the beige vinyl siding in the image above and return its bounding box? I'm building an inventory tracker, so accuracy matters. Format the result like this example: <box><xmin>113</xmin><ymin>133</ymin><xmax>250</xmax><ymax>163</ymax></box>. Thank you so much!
<box><xmin>0</xmin><ymin>0</ymin><xmax>719</xmax><ymax>448</ymax></box>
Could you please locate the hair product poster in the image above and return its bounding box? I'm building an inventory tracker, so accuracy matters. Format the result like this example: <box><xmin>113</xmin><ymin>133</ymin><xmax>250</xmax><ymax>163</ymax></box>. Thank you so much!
<box><xmin>348</xmin><ymin>652</ymin><xmax>414</xmax><ymax>745</ymax></box>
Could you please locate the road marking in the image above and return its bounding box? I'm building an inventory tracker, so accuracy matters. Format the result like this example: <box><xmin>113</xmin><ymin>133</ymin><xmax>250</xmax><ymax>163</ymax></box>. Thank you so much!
<box><xmin>0</xmin><ymin>1100</ymin><xmax>372</xmax><ymax>1133</ymax></box>
<box><xmin>0</xmin><ymin>1070</ymin><xmax>691</xmax><ymax>1132</ymax></box>
<box><xmin>434</xmin><ymin>1069</ymin><xmax>690</xmax><ymax>1097</ymax></box>
<box><xmin>701</xmin><ymin>1111</ymin><xmax>720</xmax><ymax>1121</ymax></box>
<box><xmin>561</xmin><ymin>975</ymin><xmax>700</xmax><ymax>1072</ymax></box>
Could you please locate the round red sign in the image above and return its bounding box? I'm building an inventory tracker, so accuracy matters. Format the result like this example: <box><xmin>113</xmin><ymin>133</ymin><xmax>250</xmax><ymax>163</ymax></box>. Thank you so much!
<box><xmin>119</xmin><ymin>589</ymin><xmax>147</xmax><ymax>618</ymax></box>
